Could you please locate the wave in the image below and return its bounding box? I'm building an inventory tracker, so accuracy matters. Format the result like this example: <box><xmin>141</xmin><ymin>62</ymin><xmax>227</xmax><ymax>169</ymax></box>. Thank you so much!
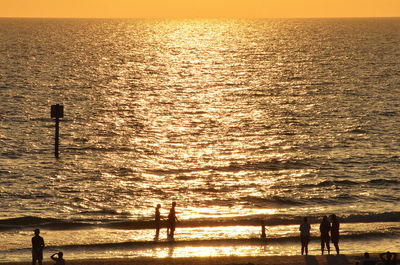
<box><xmin>299</xmin><ymin>178</ymin><xmax>400</xmax><ymax>189</ymax></box>
<box><xmin>299</xmin><ymin>180</ymin><xmax>359</xmax><ymax>188</ymax></box>
<box><xmin>367</xmin><ymin>179</ymin><xmax>400</xmax><ymax>185</ymax></box>
<box><xmin>241</xmin><ymin>195</ymin><xmax>304</xmax><ymax>207</ymax></box>
<box><xmin>379</xmin><ymin>111</ymin><xmax>397</xmax><ymax>117</ymax></box>
<box><xmin>0</xmin><ymin>216</ymin><xmax>92</xmax><ymax>231</ymax></box>
<box><xmin>7</xmin><ymin>229</ymin><xmax>400</xmax><ymax>253</ymax></box>
<box><xmin>147</xmin><ymin>158</ymin><xmax>313</xmax><ymax>175</ymax></box>
<box><xmin>79</xmin><ymin>208</ymin><xmax>131</xmax><ymax>216</ymax></box>
<box><xmin>346</xmin><ymin>128</ymin><xmax>368</xmax><ymax>134</ymax></box>
<box><xmin>2</xmin><ymin>212</ymin><xmax>400</xmax><ymax>231</ymax></box>
<box><xmin>343</xmin><ymin>212</ymin><xmax>400</xmax><ymax>223</ymax></box>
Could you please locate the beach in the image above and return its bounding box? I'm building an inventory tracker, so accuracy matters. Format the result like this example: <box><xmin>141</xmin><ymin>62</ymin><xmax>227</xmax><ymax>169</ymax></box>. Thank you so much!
<box><xmin>0</xmin><ymin>255</ymin><xmax>364</xmax><ymax>265</ymax></box>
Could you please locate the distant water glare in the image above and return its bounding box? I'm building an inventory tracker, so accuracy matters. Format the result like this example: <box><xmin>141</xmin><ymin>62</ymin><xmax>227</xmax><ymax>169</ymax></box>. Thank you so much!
<box><xmin>0</xmin><ymin>18</ymin><xmax>399</xmax><ymax>261</ymax></box>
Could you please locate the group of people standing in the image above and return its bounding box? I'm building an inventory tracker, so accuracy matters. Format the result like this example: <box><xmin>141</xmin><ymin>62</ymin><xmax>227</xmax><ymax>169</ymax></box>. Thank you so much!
<box><xmin>31</xmin><ymin>201</ymin><xmax>180</xmax><ymax>264</ymax></box>
<box><xmin>300</xmin><ymin>214</ymin><xmax>340</xmax><ymax>256</ymax></box>
<box><xmin>155</xmin><ymin>201</ymin><xmax>179</xmax><ymax>240</ymax></box>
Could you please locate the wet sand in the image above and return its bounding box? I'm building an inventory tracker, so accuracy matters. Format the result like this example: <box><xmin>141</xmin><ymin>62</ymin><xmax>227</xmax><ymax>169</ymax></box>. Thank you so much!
<box><xmin>1</xmin><ymin>254</ymin><xmax>365</xmax><ymax>265</ymax></box>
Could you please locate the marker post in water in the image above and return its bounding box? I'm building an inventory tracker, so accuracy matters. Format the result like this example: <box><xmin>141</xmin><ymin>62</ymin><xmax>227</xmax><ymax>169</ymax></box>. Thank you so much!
<box><xmin>51</xmin><ymin>104</ymin><xmax>64</xmax><ymax>158</ymax></box>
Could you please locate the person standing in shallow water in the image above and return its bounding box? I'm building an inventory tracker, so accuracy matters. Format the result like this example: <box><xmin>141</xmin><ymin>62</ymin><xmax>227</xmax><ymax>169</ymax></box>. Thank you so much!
<box><xmin>261</xmin><ymin>220</ymin><xmax>267</xmax><ymax>239</ymax></box>
<box><xmin>330</xmin><ymin>214</ymin><xmax>340</xmax><ymax>255</ymax></box>
<box><xmin>154</xmin><ymin>204</ymin><xmax>161</xmax><ymax>239</ymax></box>
<box><xmin>32</xmin><ymin>228</ymin><xmax>45</xmax><ymax>265</ymax></box>
<box><xmin>300</xmin><ymin>217</ymin><xmax>311</xmax><ymax>255</ymax></box>
<box><xmin>320</xmin><ymin>215</ymin><xmax>331</xmax><ymax>255</ymax></box>
<box><xmin>167</xmin><ymin>202</ymin><xmax>178</xmax><ymax>239</ymax></box>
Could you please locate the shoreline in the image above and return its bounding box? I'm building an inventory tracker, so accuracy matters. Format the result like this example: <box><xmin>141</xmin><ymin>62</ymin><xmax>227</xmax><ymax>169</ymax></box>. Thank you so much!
<box><xmin>0</xmin><ymin>255</ymin><xmax>366</xmax><ymax>265</ymax></box>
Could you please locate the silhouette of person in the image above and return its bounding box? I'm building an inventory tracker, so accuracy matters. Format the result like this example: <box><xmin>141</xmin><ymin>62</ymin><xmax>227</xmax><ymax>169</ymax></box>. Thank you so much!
<box><xmin>357</xmin><ymin>252</ymin><xmax>377</xmax><ymax>265</ymax></box>
<box><xmin>51</xmin><ymin>252</ymin><xmax>65</xmax><ymax>265</ymax></box>
<box><xmin>299</xmin><ymin>217</ymin><xmax>311</xmax><ymax>255</ymax></box>
<box><xmin>155</xmin><ymin>204</ymin><xmax>161</xmax><ymax>239</ymax></box>
<box><xmin>379</xmin><ymin>251</ymin><xmax>397</xmax><ymax>265</ymax></box>
<box><xmin>32</xmin><ymin>228</ymin><xmax>45</xmax><ymax>265</ymax></box>
<box><xmin>320</xmin><ymin>215</ymin><xmax>331</xmax><ymax>255</ymax></box>
<box><xmin>261</xmin><ymin>220</ymin><xmax>266</xmax><ymax>239</ymax></box>
<box><xmin>167</xmin><ymin>202</ymin><xmax>178</xmax><ymax>239</ymax></box>
<box><xmin>330</xmin><ymin>214</ymin><xmax>340</xmax><ymax>255</ymax></box>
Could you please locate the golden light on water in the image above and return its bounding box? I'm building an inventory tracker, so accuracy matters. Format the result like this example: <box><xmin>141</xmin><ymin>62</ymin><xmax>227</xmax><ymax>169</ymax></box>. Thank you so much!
<box><xmin>1</xmin><ymin>13</ymin><xmax>400</xmax><ymax>263</ymax></box>
<box><xmin>42</xmin><ymin>19</ymin><xmax>399</xmax><ymax>259</ymax></box>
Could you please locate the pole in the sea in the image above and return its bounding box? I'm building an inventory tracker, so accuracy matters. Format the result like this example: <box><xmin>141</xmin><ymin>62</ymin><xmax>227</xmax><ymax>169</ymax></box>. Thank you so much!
<box><xmin>51</xmin><ymin>104</ymin><xmax>64</xmax><ymax>158</ymax></box>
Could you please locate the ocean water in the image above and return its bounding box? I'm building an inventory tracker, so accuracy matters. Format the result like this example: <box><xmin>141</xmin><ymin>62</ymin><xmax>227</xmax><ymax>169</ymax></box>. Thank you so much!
<box><xmin>0</xmin><ymin>17</ymin><xmax>400</xmax><ymax>262</ymax></box>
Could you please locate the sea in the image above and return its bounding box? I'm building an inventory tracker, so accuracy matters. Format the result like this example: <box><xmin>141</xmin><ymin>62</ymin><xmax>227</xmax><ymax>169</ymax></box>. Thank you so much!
<box><xmin>0</xmin><ymin>17</ymin><xmax>399</xmax><ymax>262</ymax></box>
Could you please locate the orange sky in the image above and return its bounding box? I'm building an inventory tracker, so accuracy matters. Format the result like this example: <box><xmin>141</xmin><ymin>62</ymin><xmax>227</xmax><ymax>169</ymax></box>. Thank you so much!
<box><xmin>1</xmin><ymin>0</ymin><xmax>400</xmax><ymax>18</ymax></box>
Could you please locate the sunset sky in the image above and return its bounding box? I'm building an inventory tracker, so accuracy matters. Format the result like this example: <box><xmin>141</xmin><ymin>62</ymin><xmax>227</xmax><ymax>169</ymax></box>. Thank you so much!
<box><xmin>1</xmin><ymin>0</ymin><xmax>400</xmax><ymax>18</ymax></box>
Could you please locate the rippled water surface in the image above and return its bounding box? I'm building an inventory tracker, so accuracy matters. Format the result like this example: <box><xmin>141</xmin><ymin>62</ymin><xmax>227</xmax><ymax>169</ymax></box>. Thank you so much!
<box><xmin>0</xmin><ymin>18</ymin><xmax>400</xmax><ymax>261</ymax></box>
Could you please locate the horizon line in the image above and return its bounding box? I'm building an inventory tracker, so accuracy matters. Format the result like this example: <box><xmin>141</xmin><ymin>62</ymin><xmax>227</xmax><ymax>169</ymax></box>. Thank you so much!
<box><xmin>1</xmin><ymin>15</ymin><xmax>400</xmax><ymax>20</ymax></box>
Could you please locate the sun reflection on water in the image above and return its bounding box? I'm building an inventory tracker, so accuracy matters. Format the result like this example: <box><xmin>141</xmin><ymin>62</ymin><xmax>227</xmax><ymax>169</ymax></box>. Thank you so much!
<box><xmin>1</xmin><ymin>18</ymin><xmax>400</xmax><ymax>262</ymax></box>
